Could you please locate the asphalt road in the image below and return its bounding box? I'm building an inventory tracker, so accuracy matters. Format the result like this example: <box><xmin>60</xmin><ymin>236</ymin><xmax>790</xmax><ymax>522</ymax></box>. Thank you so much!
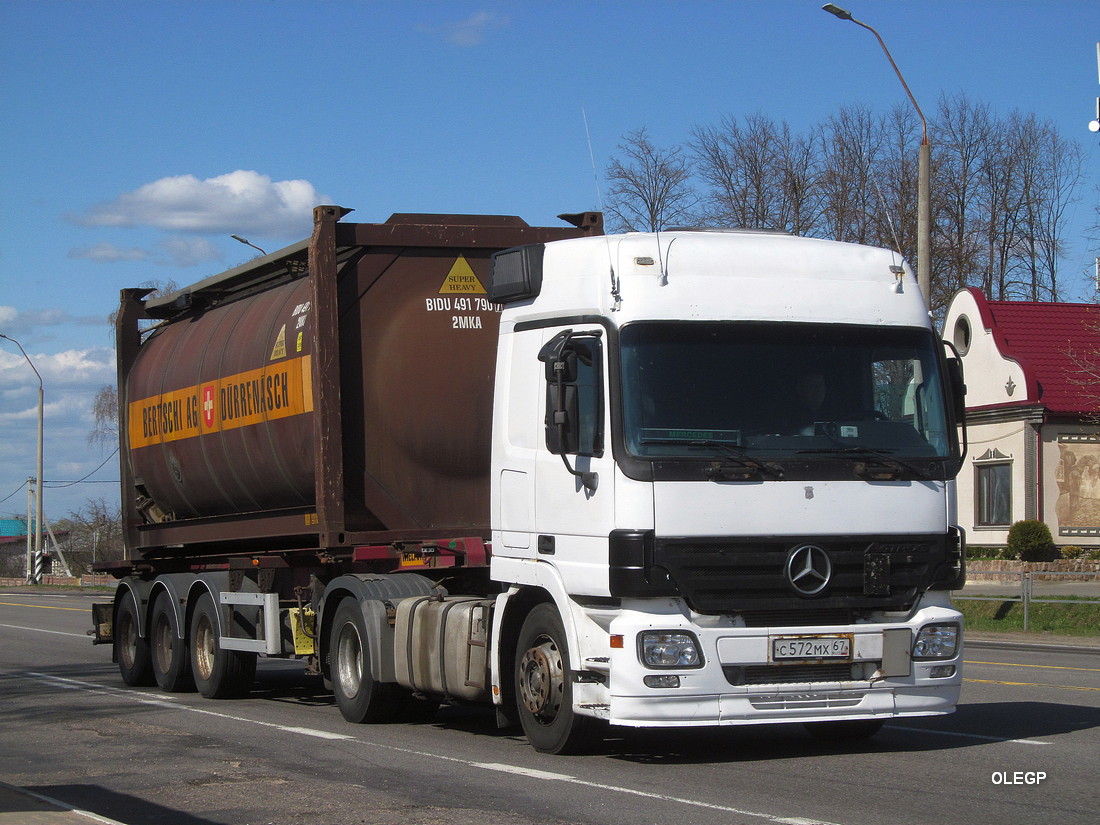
<box><xmin>1</xmin><ymin>590</ymin><xmax>1098</xmax><ymax>825</ymax></box>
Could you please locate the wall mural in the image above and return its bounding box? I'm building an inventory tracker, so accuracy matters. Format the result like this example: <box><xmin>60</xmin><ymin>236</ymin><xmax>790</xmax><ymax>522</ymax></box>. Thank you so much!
<box><xmin>1055</xmin><ymin>434</ymin><xmax>1100</xmax><ymax>537</ymax></box>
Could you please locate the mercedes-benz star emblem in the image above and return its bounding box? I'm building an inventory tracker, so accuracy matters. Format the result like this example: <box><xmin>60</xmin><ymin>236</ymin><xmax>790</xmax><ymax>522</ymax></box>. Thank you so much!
<box><xmin>785</xmin><ymin>544</ymin><xmax>832</xmax><ymax>596</ymax></box>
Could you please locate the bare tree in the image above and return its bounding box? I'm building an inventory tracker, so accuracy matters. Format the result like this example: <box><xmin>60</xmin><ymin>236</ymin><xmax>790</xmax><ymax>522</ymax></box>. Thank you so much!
<box><xmin>603</xmin><ymin>97</ymin><xmax>1086</xmax><ymax>311</ymax></box>
<box><xmin>817</xmin><ymin>104</ymin><xmax>884</xmax><ymax>245</ymax></box>
<box><xmin>604</xmin><ymin>128</ymin><xmax>697</xmax><ymax>232</ymax></box>
<box><xmin>934</xmin><ymin>93</ymin><xmax>994</xmax><ymax>306</ymax></box>
<box><xmin>51</xmin><ymin>498</ymin><xmax>124</xmax><ymax>576</ymax></box>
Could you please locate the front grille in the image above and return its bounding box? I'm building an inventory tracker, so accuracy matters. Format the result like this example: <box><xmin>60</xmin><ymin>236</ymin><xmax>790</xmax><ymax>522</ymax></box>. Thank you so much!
<box><xmin>724</xmin><ymin>663</ymin><xmax>859</xmax><ymax>686</ymax></box>
<box><xmin>656</xmin><ymin>534</ymin><xmax>943</xmax><ymax>616</ymax></box>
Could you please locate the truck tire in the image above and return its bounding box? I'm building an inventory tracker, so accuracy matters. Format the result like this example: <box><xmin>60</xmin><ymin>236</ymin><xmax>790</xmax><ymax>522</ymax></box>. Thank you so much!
<box><xmin>189</xmin><ymin>592</ymin><xmax>257</xmax><ymax>699</ymax></box>
<box><xmin>150</xmin><ymin>592</ymin><xmax>194</xmax><ymax>692</ymax></box>
<box><xmin>515</xmin><ymin>602</ymin><xmax>601</xmax><ymax>754</ymax></box>
<box><xmin>329</xmin><ymin>599</ymin><xmax>400</xmax><ymax>723</ymax></box>
<box><xmin>803</xmin><ymin>719</ymin><xmax>884</xmax><ymax>742</ymax></box>
<box><xmin>115</xmin><ymin>589</ymin><xmax>154</xmax><ymax>686</ymax></box>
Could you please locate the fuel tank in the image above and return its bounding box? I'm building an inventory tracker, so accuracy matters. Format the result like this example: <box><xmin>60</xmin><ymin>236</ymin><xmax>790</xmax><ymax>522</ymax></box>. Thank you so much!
<box><xmin>119</xmin><ymin>209</ymin><xmax>602</xmax><ymax>555</ymax></box>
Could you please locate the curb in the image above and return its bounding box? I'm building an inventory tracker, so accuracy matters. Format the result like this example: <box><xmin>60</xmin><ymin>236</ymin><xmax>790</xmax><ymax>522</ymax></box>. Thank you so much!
<box><xmin>0</xmin><ymin>781</ymin><xmax>127</xmax><ymax>825</ymax></box>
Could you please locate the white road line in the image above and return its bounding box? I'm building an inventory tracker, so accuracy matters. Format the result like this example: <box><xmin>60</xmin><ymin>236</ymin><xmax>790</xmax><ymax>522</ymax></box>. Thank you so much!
<box><xmin>885</xmin><ymin>724</ymin><xmax>1052</xmax><ymax>746</ymax></box>
<box><xmin>28</xmin><ymin>673</ymin><xmax>356</xmax><ymax>741</ymax></box>
<box><xmin>0</xmin><ymin>622</ymin><xmax>88</xmax><ymax>638</ymax></box>
<box><xmin>26</xmin><ymin>671</ymin><xmax>843</xmax><ymax>825</ymax></box>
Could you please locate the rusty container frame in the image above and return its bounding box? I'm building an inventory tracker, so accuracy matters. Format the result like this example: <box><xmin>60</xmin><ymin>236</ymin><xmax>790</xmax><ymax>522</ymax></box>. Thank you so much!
<box><xmin>115</xmin><ymin>206</ymin><xmax>602</xmax><ymax>562</ymax></box>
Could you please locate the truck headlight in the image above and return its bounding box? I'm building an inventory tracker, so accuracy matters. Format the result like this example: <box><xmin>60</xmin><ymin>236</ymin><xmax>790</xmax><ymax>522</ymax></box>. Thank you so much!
<box><xmin>913</xmin><ymin>623</ymin><xmax>960</xmax><ymax>660</ymax></box>
<box><xmin>639</xmin><ymin>631</ymin><xmax>702</xmax><ymax>668</ymax></box>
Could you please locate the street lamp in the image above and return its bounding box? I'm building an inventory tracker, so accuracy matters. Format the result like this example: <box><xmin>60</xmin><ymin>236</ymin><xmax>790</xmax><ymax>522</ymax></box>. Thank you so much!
<box><xmin>231</xmin><ymin>234</ymin><xmax>268</xmax><ymax>256</ymax></box>
<box><xmin>0</xmin><ymin>333</ymin><xmax>44</xmax><ymax>583</ymax></box>
<box><xmin>822</xmin><ymin>4</ymin><xmax>932</xmax><ymax>306</ymax></box>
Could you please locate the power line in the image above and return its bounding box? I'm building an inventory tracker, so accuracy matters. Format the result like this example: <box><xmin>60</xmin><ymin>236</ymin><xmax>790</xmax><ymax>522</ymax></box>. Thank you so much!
<box><xmin>0</xmin><ymin>481</ymin><xmax>26</xmax><ymax>508</ymax></box>
<box><xmin>44</xmin><ymin>448</ymin><xmax>120</xmax><ymax>489</ymax></box>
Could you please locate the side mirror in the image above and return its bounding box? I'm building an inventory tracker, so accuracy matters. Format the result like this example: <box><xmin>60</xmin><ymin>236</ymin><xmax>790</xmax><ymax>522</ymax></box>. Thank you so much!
<box><xmin>545</xmin><ymin>384</ymin><xmax>580</xmax><ymax>455</ymax></box>
<box><xmin>946</xmin><ymin>357</ymin><xmax>966</xmax><ymax>422</ymax></box>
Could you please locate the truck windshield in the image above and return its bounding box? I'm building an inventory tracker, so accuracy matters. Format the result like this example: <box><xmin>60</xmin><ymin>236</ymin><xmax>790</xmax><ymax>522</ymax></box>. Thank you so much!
<box><xmin>620</xmin><ymin>322</ymin><xmax>958</xmax><ymax>467</ymax></box>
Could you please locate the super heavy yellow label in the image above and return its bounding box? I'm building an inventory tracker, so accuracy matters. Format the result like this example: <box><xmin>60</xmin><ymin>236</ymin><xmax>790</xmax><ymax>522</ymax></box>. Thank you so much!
<box><xmin>438</xmin><ymin>256</ymin><xmax>487</xmax><ymax>294</ymax></box>
<box><xmin>128</xmin><ymin>355</ymin><xmax>314</xmax><ymax>449</ymax></box>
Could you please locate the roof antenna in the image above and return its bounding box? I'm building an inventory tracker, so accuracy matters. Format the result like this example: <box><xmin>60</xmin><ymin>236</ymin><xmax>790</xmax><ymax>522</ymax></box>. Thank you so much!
<box><xmin>860</xmin><ymin>146</ymin><xmax>908</xmax><ymax>293</ymax></box>
<box><xmin>583</xmin><ymin>108</ymin><xmax>621</xmax><ymax>310</ymax></box>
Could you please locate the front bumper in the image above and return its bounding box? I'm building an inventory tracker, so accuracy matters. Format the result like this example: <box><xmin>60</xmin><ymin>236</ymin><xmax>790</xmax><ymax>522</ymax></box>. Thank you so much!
<box><xmin>594</xmin><ymin>600</ymin><xmax>962</xmax><ymax>728</ymax></box>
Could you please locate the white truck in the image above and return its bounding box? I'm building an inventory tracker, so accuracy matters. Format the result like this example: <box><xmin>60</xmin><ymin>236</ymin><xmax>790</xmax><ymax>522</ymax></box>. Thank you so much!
<box><xmin>95</xmin><ymin>207</ymin><xmax>966</xmax><ymax>754</ymax></box>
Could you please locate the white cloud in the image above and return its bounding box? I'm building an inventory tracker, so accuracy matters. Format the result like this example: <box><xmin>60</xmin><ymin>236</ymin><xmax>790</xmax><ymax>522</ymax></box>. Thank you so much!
<box><xmin>156</xmin><ymin>236</ymin><xmax>223</xmax><ymax>268</ymax></box>
<box><xmin>0</xmin><ymin>307</ymin><xmax>103</xmax><ymax>337</ymax></box>
<box><xmin>420</xmin><ymin>11</ymin><xmax>508</xmax><ymax>47</ymax></box>
<box><xmin>0</xmin><ymin>346</ymin><xmax>117</xmax><ymax>519</ymax></box>
<box><xmin>72</xmin><ymin>170</ymin><xmax>330</xmax><ymax>238</ymax></box>
<box><xmin>0</xmin><ymin>346</ymin><xmax>114</xmax><ymax>392</ymax></box>
<box><xmin>68</xmin><ymin>242</ymin><xmax>149</xmax><ymax>263</ymax></box>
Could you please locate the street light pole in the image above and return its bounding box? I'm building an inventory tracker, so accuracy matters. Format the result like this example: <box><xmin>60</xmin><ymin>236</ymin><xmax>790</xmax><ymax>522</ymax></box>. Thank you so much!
<box><xmin>0</xmin><ymin>333</ymin><xmax>45</xmax><ymax>583</ymax></box>
<box><xmin>822</xmin><ymin>4</ymin><xmax>932</xmax><ymax>307</ymax></box>
<box><xmin>230</xmin><ymin>234</ymin><xmax>268</xmax><ymax>256</ymax></box>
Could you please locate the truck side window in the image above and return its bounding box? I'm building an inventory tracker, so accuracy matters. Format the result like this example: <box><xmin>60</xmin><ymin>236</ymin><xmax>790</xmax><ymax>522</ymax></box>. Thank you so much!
<box><xmin>544</xmin><ymin>337</ymin><xmax>603</xmax><ymax>457</ymax></box>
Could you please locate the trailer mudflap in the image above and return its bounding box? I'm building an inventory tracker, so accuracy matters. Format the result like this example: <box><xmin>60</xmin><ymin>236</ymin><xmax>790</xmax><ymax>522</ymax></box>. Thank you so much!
<box><xmin>90</xmin><ymin>602</ymin><xmax>113</xmax><ymax>645</ymax></box>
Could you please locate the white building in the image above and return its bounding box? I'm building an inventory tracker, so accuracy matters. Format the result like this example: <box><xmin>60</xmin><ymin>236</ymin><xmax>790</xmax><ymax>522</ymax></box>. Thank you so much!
<box><xmin>943</xmin><ymin>288</ymin><xmax>1100</xmax><ymax>549</ymax></box>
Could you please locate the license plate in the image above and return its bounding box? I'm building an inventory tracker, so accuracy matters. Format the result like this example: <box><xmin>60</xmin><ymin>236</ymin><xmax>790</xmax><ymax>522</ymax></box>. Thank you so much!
<box><xmin>773</xmin><ymin>635</ymin><xmax>852</xmax><ymax>661</ymax></box>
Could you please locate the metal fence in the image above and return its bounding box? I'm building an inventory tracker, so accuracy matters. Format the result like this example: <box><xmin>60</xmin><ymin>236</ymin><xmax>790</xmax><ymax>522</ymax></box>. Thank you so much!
<box><xmin>954</xmin><ymin>571</ymin><xmax>1100</xmax><ymax>631</ymax></box>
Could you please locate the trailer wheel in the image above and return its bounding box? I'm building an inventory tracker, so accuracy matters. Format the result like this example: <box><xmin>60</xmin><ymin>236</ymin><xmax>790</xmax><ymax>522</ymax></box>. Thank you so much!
<box><xmin>515</xmin><ymin>602</ymin><xmax>601</xmax><ymax>754</ymax></box>
<box><xmin>115</xmin><ymin>589</ymin><xmax>154</xmax><ymax>686</ymax></box>
<box><xmin>329</xmin><ymin>599</ymin><xmax>400</xmax><ymax>723</ymax></box>
<box><xmin>150</xmin><ymin>592</ymin><xmax>194</xmax><ymax>692</ymax></box>
<box><xmin>190</xmin><ymin>592</ymin><xmax>256</xmax><ymax>699</ymax></box>
<box><xmin>803</xmin><ymin>719</ymin><xmax>884</xmax><ymax>742</ymax></box>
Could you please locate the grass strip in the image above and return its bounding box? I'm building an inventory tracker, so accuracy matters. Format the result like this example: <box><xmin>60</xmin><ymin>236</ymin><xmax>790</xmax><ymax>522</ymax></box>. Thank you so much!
<box><xmin>953</xmin><ymin>595</ymin><xmax>1100</xmax><ymax>636</ymax></box>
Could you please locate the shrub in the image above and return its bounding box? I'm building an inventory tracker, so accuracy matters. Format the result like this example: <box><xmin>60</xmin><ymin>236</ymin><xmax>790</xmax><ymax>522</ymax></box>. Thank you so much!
<box><xmin>1007</xmin><ymin>520</ymin><xmax>1058</xmax><ymax>563</ymax></box>
<box><xmin>1061</xmin><ymin>545</ymin><xmax>1085</xmax><ymax>559</ymax></box>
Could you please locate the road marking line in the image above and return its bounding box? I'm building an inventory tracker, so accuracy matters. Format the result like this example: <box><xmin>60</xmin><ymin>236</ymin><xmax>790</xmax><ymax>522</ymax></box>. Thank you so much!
<box><xmin>965</xmin><ymin>659</ymin><xmax>1100</xmax><ymax>673</ymax></box>
<box><xmin>0</xmin><ymin>622</ymin><xmax>88</xmax><ymax>638</ymax></box>
<box><xmin>26</xmin><ymin>672</ymin><xmax>840</xmax><ymax>825</ymax></box>
<box><xmin>27</xmin><ymin>673</ymin><xmax>357</xmax><ymax>741</ymax></box>
<box><xmin>964</xmin><ymin>677</ymin><xmax>1100</xmax><ymax>693</ymax></box>
<box><xmin>391</xmin><ymin>747</ymin><xmax>842</xmax><ymax>824</ymax></box>
<box><xmin>0</xmin><ymin>600</ymin><xmax>91</xmax><ymax>612</ymax></box>
<box><xmin>885</xmin><ymin>725</ymin><xmax>1051</xmax><ymax>745</ymax></box>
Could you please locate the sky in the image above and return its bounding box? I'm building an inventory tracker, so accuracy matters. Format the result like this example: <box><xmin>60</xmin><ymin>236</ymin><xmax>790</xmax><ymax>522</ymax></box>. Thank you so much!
<box><xmin>1</xmin><ymin>0</ymin><xmax>1099</xmax><ymax>523</ymax></box>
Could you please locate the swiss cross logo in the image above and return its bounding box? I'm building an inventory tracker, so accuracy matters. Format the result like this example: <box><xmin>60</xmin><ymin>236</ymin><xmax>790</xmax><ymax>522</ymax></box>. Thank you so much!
<box><xmin>202</xmin><ymin>386</ymin><xmax>216</xmax><ymax>429</ymax></box>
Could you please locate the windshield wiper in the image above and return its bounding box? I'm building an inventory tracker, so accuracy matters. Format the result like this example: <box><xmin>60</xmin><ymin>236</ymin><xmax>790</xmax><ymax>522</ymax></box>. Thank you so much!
<box><xmin>643</xmin><ymin>437</ymin><xmax>785</xmax><ymax>479</ymax></box>
<box><xmin>796</xmin><ymin>446</ymin><xmax>934</xmax><ymax>480</ymax></box>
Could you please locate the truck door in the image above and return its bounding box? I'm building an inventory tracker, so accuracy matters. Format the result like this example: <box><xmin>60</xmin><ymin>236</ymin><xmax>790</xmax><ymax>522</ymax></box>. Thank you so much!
<box><xmin>531</xmin><ymin>327</ymin><xmax>616</xmax><ymax>596</ymax></box>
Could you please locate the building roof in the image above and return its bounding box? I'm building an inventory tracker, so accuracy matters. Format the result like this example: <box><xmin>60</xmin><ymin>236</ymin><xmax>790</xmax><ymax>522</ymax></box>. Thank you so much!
<box><xmin>963</xmin><ymin>287</ymin><xmax>1100</xmax><ymax>414</ymax></box>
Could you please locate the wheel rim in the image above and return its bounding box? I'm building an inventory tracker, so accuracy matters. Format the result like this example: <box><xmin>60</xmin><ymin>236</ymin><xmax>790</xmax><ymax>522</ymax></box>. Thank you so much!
<box><xmin>118</xmin><ymin>609</ymin><xmax>137</xmax><ymax>670</ymax></box>
<box><xmin>153</xmin><ymin>613</ymin><xmax>173</xmax><ymax>673</ymax></box>
<box><xmin>194</xmin><ymin>614</ymin><xmax>216</xmax><ymax>681</ymax></box>
<box><xmin>335</xmin><ymin>622</ymin><xmax>363</xmax><ymax>700</ymax></box>
<box><xmin>518</xmin><ymin>634</ymin><xmax>563</xmax><ymax>724</ymax></box>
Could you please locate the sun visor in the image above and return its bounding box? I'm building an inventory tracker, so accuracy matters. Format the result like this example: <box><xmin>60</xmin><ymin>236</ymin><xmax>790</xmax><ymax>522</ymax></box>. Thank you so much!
<box><xmin>488</xmin><ymin>244</ymin><xmax>544</xmax><ymax>303</ymax></box>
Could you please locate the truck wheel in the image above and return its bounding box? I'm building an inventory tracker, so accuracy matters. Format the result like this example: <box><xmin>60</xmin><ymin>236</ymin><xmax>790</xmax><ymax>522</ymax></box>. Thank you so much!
<box><xmin>150</xmin><ymin>592</ymin><xmax>194</xmax><ymax>692</ymax></box>
<box><xmin>803</xmin><ymin>719</ymin><xmax>884</xmax><ymax>742</ymax></box>
<box><xmin>329</xmin><ymin>599</ymin><xmax>400</xmax><ymax>723</ymax></box>
<box><xmin>115</xmin><ymin>589</ymin><xmax>154</xmax><ymax>686</ymax></box>
<box><xmin>515</xmin><ymin>602</ymin><xmax>601</xmax><ymax>754</ymax></box>
<box><xmin>190</xmin><ymin>592</ymin><xmax>256</xmax><ymax>699</ymax></box>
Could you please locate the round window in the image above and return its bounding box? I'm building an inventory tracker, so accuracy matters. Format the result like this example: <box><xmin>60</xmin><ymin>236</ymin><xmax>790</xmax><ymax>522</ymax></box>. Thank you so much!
<box><xmin>953</xmin><ymin>316</ymin><xmax>971</xmax><ymax>355</ymax></box>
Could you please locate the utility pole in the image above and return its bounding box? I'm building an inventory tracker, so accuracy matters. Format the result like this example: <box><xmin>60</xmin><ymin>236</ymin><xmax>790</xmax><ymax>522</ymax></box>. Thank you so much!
<box><xmin>1</xmin><ymin>333</ymin><xmax>45</xmax><ymax>584</ymax></box>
